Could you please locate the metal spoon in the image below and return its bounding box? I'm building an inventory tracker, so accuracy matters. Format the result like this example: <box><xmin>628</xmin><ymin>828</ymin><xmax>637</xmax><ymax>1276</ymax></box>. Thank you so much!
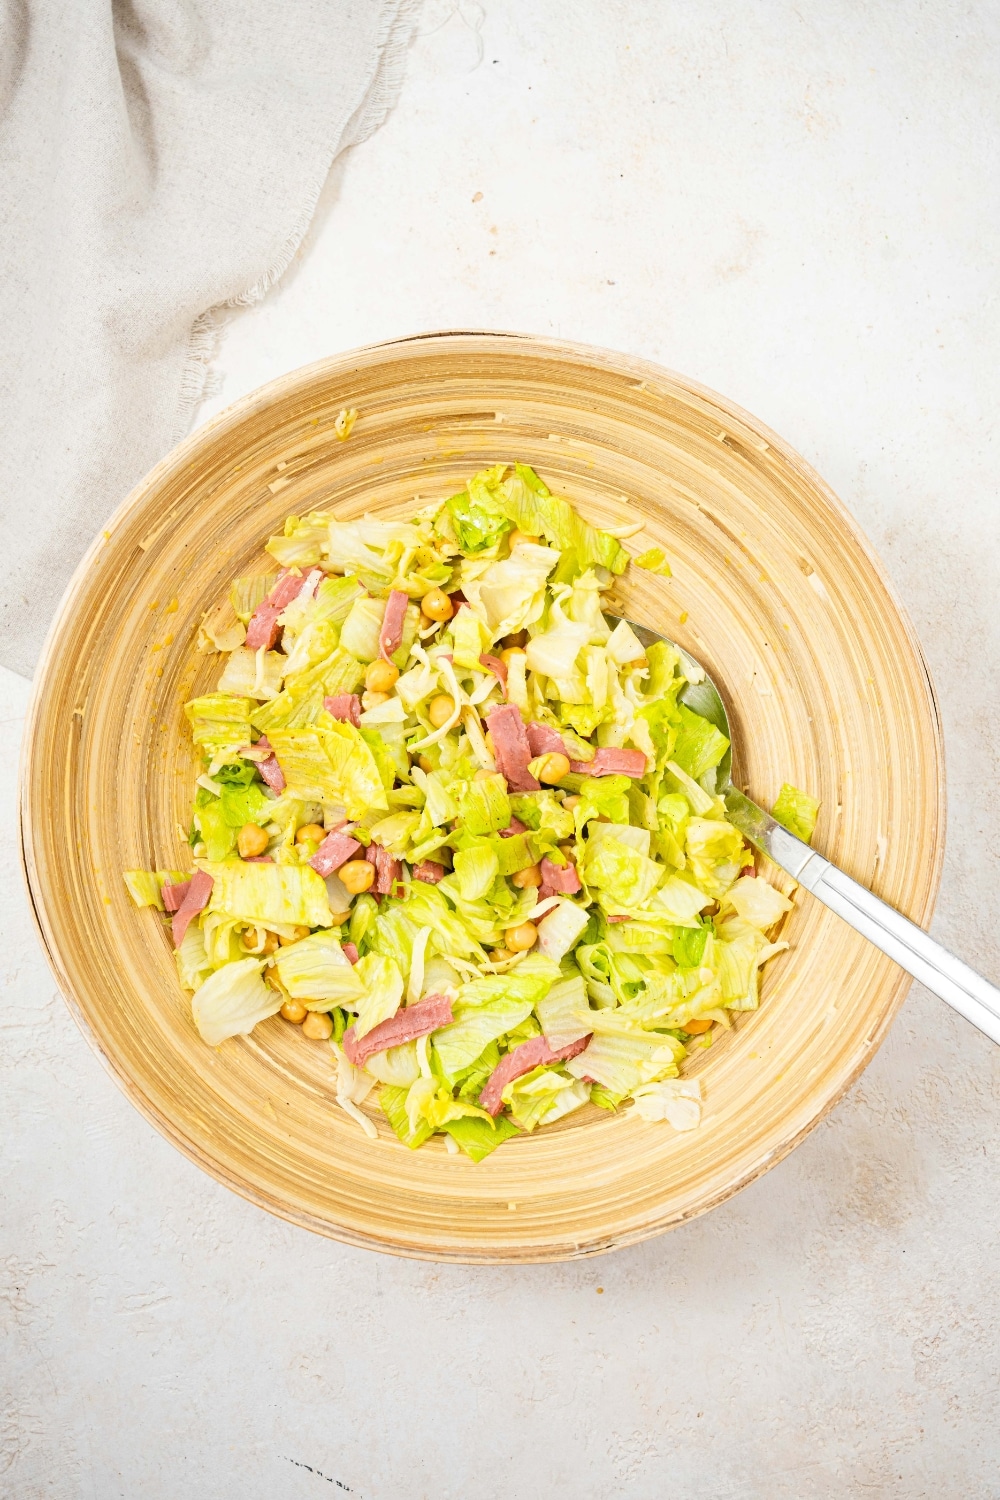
<box><xmin>608</xmin><ymin>614</ymin><xmax>1000</xmax><ymax>1046</ymax></box>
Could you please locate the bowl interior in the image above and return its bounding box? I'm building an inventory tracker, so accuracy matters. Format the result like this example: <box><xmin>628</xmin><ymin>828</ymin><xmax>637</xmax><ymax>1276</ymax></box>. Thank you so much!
<box><xmin>21</xmin><ymin>334</ymin><xmax>943</xmax><ymax>1261</ymax></box>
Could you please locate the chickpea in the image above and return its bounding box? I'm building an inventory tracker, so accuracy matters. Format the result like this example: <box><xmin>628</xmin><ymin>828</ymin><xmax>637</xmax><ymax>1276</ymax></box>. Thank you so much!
<box><xmin>246</xmin><ymin>927</ymin><xmax>279</xmax><ymax>955</ymax></box>
<box><xmin>562</xmin><ymin>794</ymin><xmax>582</xmax><ymax>810</ymax></box>
<box><xmin>684</xmin><ymin>1018</ymin><xmax>714</xmax><ymax>1035</ymax></box>
<box><xmin>627</xmin><ymin>655</ymin><xmax>650</xmax><ymax>671</ymax></box>
<box><xmin>507</xmin><ymin>529</ymin><xmax>539</xmax><ymax>550</ymax></box>
<box><xmin>505</xmin><ymin>921</ymin><xmax>538</xmax><ymax>952</ymax></box>
<box><xmin>488</xmin><ymin>948</ymin><xmax>513</xmax><ymax>964</ymax></box>
<box><xmin>295</xmin><ymin>823</ymin><xmax>325</xmax><ymax>846</ymax></box>
<box><xmin>302</xmin><ymin>1010</ymin><xmax>334</xmax><ymax>1040</ymax></box>
<box><xmin>421</xmin><ymin>587</ymin><xmax>454</xmax><ymax>622</ymax></box>
<box><xmin>501</xmin><ymin>630</ymin><xmax>528</xmax><ymax>649</ymax></box>
<box><xmin>417</xmin><ymin>754</ymin><xmax>435</xmax><ymax>773</ymax></box>
<box><xmin>534</xmin><ymin>751</ymin><xmax>571</xmax><ymax>784</ymax></box>
<box><xmin>557</xmin><ymin>841</ymin><xmax>577</xmax><ymax>860</ymax></box>
<box><xmin>511</xmin><ymin>864</ymin><xmax>542</xmax><ymax>889</ymax></box>
<box><xmin>366</xmin><ymin>658</ymin><xmax>399</xmax><ymax>693</ymax></box>
<box><xmin>474</xmin><ymin>768</ymin><xmax>494</xmax><ymax>782</ymax></box>
<box><xmin>237</xmin><ymin>823</ymin><xmax>269</xmax><ymax>858</ymax></box>
<box><xmin>328</xmin><ymin>910</ymin><xmax>352</xmax><ymax>926</ymax></box>
<box><xmin>500</xmin><ymin>646</ymin><xmax>527</xmax><ymax>670</ymax></box>
<box><xmin>339</xmin><ymin>859</ymin><xmax>375</xmax><ymax>895</ymax></box>
<box><xmin>280</xmin><ymin>998</ymin><xmax>308</xmax><ymax>1024</ymax></box>
<box><xmin>428</xmin><ymin>693</ymin><xmax>455</xmax><ymax>728</ymax></box>
<box><xmin>362</xmin><ymin>689</ymin><xmax>390</xmax><ymax>711</ymax></box>
<box><xmin>278</xmin><ymin>925</ymin><xmax>311</xmax><ymax>946</ymax></box>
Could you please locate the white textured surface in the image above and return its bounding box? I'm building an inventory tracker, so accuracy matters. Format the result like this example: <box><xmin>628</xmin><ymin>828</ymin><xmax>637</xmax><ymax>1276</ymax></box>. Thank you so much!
<box><xmin>6</xmin><ymin>3</ymin><xmax>1000</xmax><ymax>1495</ymax></box>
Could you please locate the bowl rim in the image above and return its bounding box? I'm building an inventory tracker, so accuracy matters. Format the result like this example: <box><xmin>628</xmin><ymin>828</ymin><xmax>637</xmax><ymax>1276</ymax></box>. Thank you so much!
<box><xmin>18</xmin><ymin>330</ymin><xmax>946</xmax><ymax>1260</ymax></box>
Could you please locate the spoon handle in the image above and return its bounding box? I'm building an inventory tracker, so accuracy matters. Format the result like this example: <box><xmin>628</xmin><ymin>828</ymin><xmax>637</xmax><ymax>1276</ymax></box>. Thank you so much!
<box><xmin>726</xmin><ymin>790</ymin><xmax>1000</xmax><ymax>1045</ymax></box>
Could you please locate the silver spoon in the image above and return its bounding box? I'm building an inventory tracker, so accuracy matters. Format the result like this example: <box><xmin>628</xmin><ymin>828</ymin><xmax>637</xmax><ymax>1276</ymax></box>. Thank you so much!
<box><xmin>608</xmin><ymin>613</ymin><xmax>1000</xmax><ymax>1046</ymax></box>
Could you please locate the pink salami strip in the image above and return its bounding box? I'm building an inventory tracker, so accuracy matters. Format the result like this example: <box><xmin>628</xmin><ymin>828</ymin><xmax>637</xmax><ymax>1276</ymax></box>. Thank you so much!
<box><xmin>265</xmin><ymin>568</ymin><xmax>308</xmax><ymax>610</ymax></box>
<box><xmin>479</xmin><ymin>1033</ymin><xmax>592</xmax><ymax>1116</ymax></box>
<box><xmin>254</xmin><ymin>734</ymin><xmax>285</xmax><ymax>792</ymax></box>
<box><xmin>486</xmin><ymin>704</ymin><xmax>539</xmax><ymax>792</ymax></box>
<box><xmin>379</xmin><ymin>589</ymin><xmax>409</xmax><ymax>660</ymax></box>
<box><xmin>479</xmin><ymin>653</ymin><xmax>508</xmax><ymax>696</ymax></box>
<box><xmin>365</xmin><ymin>843</ymin><xmax>401</xmax><ymax>896</ymax></box>
<box><xmin>607</xmin><ymin>914</ymin><xmax>630</xmax><ymax>923</ymax></box>
<box><xmin>538</xmin><ymin>856</ymin><xmax>581</xmax><ymax>900</ymax></box>
<box><xmin>342</xmin><ymin>942</ymin><xmax>359</xmax><ymax>965</ymax></box>
<box><xmin>245</xmin><ymin>602</ymin><xmax>282</xmax><ymax>650</ymax></box>
<box><xmin>526</xmin><ymin>721</ymin><xmax>569</xmax><ymax>758</ymax></box>
<box><xmin>498</xmin><ymin>816</ymin><xmax>526</xmax><ymax>839</ymax></box>
<box><xmin>309</xmin><ymin>829</ymin><xmax>362</xmax><ymax>877</ymax></box>
<box><xmin>324</xmin><ymin>693</ymin><xmax>361</xmax><ymax>727</ymax></box>
<box><xmin>342</xmin><ymin>993</ymin><xmax>454</xmax><ymax>1068</ymax></box>
<box><xmin>161</xmin><ymin>879</ymin><xmax>190</xmax><ymax>913</ymax></box>
<box><xmin>413</xmin><ymin>860</ymin><xmax>445</xmax><ymax>884</ymax></box>
<box><xmin>171</xmin><ymin>869</ymin><xmax>214</xmax><ymax>947</ymax></box>
<box><xmin>243</xmin><ymin>855</ymin><xmax>274</xmax><ymax>863</ymax></box>
<box><xmin>570</xmin><ymin>747</ymin><xmax>647</xmax><ymax>778</ymax></box>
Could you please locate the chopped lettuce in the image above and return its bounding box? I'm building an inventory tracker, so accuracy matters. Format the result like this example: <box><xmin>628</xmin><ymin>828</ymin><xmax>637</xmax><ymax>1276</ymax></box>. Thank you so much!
<box><xmin>202</xmin><ymin>861</ymin><xmax>332</xmax><ymax>928</ymax></box>
<box><xmin>772</xmin><ymin>782</ymin><xmax>821</xmax><ymax>843</ymax></box>
<box><xmin>191</xmin><ymin>956</ymin><xmax>281</xmax><ymax>1046</ymax></box>
<box><xmin>153</xmin><ymin>458</ymin><xmax>799</xmax><ymax>1159</ymax></box>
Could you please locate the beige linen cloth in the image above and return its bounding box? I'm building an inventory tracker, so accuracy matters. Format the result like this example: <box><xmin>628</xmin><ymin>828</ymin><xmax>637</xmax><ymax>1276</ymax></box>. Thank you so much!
<box><xmin>0</xmin><ymin>0</ymin><xmax>418</xmax><ymax>677</ymax></box>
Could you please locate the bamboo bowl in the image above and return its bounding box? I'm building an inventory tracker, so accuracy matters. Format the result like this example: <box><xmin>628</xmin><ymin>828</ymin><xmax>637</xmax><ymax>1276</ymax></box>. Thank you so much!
<box><xmin>20</xmin><ymin>334</ymin><xmax>944</xmax><ymax>1262</ymax></box>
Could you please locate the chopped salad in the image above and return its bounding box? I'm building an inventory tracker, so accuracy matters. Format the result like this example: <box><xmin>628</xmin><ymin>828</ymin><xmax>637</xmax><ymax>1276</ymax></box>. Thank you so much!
<box><xmin>125</xmin><ymin>462</ymin><xmax>795</xmax><ymax>1161</ymax></box>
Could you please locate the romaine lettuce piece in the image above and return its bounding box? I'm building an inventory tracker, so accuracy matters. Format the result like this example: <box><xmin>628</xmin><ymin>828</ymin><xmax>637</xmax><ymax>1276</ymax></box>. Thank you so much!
<box><xmin>535</xmin><ymin>975</ymin><xmax>592</xmax><ymax>1049</ymax></box>
<box><xmin>202</xmin><ymin>860</ymin><xmax>332</xmax><ymax>928</ymax></box>
<box><xmin>174</xmin><ymin>919</ymin><xmax>213</xmax><ymax>991</ymax></box>
<box><xmin>432</xmin><ymin>995</ymin><xmax>536</xmax><ymax>1079</ymax></box>
<box><xmin>380</xmin><ymin>1083</ymin><xmax>434</xmax><ymax>1149</ymax></box>
<box><xmin>265</xmin><ymin>513</ymin><xmax>332</xmax><ymax>569</ymax></box>
<box><xmin>217</xmin><ymin>647</ymin><xmax>285</xmax><ymax>701</ymax></box>
<box><xmin>564</xmin><ymin>1030</ymin><xmax>683</xmax><ymax>1095</ymax></box>
<box><xmin>274</xmin><ymin>931</ymin><xmax>364</xmax><ymax>1004</ymax></box>
<box><xmin>191</xmin><ymin>956</ymin><xmax>281</xmax><ymax>1046</ymax></box>
<box><xmin>684</xmin><ymin>817</ymin><xmax>747</xmax><ymax>897</ymax></box>
<box><xmin>184</xmin><ymin>694</ymin><xmax>253</xmax><ymax>759</ymax></box>
<box><xmin>504</xmin><ymin>464</ymin><xmax>627</xmax><ymax>575</ymax></box>
<box><xmin>771</xmin><ymin>782</ymin><xmax>820</xmax><ymax>843</ymax></box>
<box><xmin>230</xmin><ymin>572</ymin><xmax>271</xmax><ymax>624</ymax></box>
<box><xmin>353</xmin><ymin>953</ymin><xmax>404</xmax><ymax>1038</ymax></box>
<box><xmin>722</xmin><ymin>875</ymin><xmax>793</xmax><ymax>931</ymax></box>
<box><xmin>650</xmin><ymin>873</ymin><xmax>715</xmax><ymax>925</ymax></box>
<box><xmin>584</xmin><ymin>835</ymin><xmax>663</xmax><ymax>908</ymax></box>
<box><xmin>250</xmin><ymin>647</ymin><xmax>365</xmax><ymax>732</ymax></box>
<box><xmin>669</xmin><ymin>703</ymin><xmax>730</xmax><ymax>781</ymax></box>
<box><xmin>536</xmin><ymin>899</ymin><xmax>590</xmax><ymax>961</ymax></box>
<box><xmin>501</xmin><ymin>1066</ymin><xmax>581</xmax><ymax>1132</ymax></box>
<box><xmin>476</xmin><ymin>544</ymin><xmax>561</xmax><ymax>637</ymax></box>
<box><xmin>266</xmin><ymin>722</ymin><xmax>388</xmax><ymax>818</ymax></box>
<box><xmin>363</xmin><ymin>1041</ymin><xmax>422</xmax><ymax>1087</ymax></box>
<box><xmin>439</xmin><ymin>1113</ymin><xmax>520</xmax><ymax>1161</ymax></box>
<box><xmin>453</xmin><ymin>845</ymin><xmax>499</xmax><ymax>901</ymax></box>
<box><xmin>458</xmin><ymin>774</ymin><xmax>511</xmax><ymax>836</ymax></box>
<box><xmin>445</xmin><ymin>482</ymin><xmax>511</xmax><ymax>554</ymax></box>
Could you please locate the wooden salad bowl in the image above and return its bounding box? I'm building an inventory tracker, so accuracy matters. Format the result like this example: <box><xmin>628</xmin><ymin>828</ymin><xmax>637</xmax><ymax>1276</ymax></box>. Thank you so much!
<box><xmin>20</xmin><ymin>333</ymin><xmax>944</xmax><ymax>1262</ymax></box>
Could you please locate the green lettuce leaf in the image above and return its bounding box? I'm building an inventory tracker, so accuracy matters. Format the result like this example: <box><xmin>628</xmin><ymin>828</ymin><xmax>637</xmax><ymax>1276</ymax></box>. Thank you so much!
<box><xmin>184</xmin><ymin>694</ymin><xmax>253</xmax><ymax>759</ymax></box>
<box><xmin>503</xmin><ymin>464</ymin><xmax>627</xmax><ymax>575</ymax></box>
<box><xmin>202</xmin><ymin>860</ymin><xmax>332</xmax><ymax>928</ymax></box>
<box><xmin>274</xmin><ymin>931</ymin><xmax>365</xmax><ymax>1004</ymax></box>
<box><xmin>174</xmin><ymin>919</ymin><xmax>213</xmax><ymax>991</ymax></box>
<box><xmin>453</xmin><ymin>845</ymin><xmax>500</xmax><ymax>901</ymax></box>
<box><xmin>501</xmin><ymin>1066</ymin><xmax>582</xmax><ymax>1132</ymax></box>
<box><xmin>771</xmin><ymin>783</ymin><xmax>820</xmax><ymax>843</ymax></box>
<box><xmin>670</xmin><ymin>703</ymin><xmax>730</xmax><ymax>781</ymax></box>
<box><xmin>458</xmin><ymin>774</ymin><xmax>511</xmax><ymax>836</ymax></box>
<box><xmin>446</xmin><ymin>484</ymin><xmax>511</xmax><ymax>553</ymax></box>
<box><xmin>584</xmin><ymin>835</ymin><xmax>663</xmax><ymax>909</ymax></box>
<box><xmin>439</xmin><ymin>1113</ymin><xmax>520</xmax><ymax>1161</ymax></box>
<box><xmin>266</xmin><ymin>722</ymin><xmax>388</xmax><ymax>818</ymax></box>
<box><xmin>433</xmin><ymin>995</ymin><xmax>537</xmax><ymax>1079</ymax></box>
<box><xmin>191</xmin><ymin>956</ymin><xmax>281</xmax><ymax>1046</ymax></box>
<box><xmin>353</xmin><ymin>953</ymin><xmax>404</xmax><ymax>1038</ymax></box>
<box><xmin>535</xmin><ymin>975</ymin><xmax>592</xmax><ymax>1049</ymax></box>
<box><xmin>380</xmin><ymin>1083</ymin><xmax>434</xmax><ymax>1149</ymax></box>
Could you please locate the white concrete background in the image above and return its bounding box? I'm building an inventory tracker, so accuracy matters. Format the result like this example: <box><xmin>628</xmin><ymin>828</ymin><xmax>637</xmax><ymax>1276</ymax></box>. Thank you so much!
<box><xmin>4</xmin><ymin>3</ymin><xmax>1000</xmax><ymax>1495</ymax></box>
